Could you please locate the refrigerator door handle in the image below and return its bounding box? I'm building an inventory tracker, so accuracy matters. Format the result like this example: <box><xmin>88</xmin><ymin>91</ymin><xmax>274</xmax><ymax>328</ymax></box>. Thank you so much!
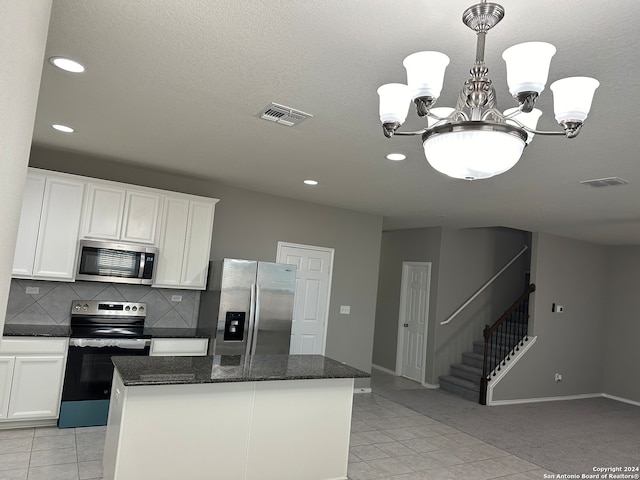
<box><xmin>245</xmin><ymin>283</ymin><xmax>257</xmax><ymax>357</ymax></box>
<box><xmin>251</xmin><ymin>284</ymin><xmax>261</xmax><ymax>355</ymax></box>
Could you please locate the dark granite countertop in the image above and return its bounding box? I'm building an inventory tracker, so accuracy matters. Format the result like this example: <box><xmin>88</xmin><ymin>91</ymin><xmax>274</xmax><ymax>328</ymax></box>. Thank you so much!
<box><xmin>112</xmin><ymin>354</ymin><xmax>370</xmax><ymax>386</ymax></box>
<box><xmin>2</xmin><ymin>324</ymin><xmax>71</xmax><ymax>337</ymax></box>
<box><xmin>2</xmin><ymin>324</ymin><xmax>209</xmax><ymax>339</ymax></box>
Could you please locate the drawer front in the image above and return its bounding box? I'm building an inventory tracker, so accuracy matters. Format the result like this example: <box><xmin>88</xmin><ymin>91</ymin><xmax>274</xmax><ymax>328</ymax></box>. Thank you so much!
<box><xmin>0</xmin><ymin>338</ymin><xmax>68</xmax><ymax>355</ymax></box>
<box><xmin>150</xmin><ymin>338</ymin><xmax>208</xmax><ymax>356</ymax></box>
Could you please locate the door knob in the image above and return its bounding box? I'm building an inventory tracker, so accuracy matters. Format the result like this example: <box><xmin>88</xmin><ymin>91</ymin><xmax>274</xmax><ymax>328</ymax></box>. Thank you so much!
<box><xmin>404</xmin><ymin>323</ymin><xmax>409</xmax><ymax>327</ymax></box>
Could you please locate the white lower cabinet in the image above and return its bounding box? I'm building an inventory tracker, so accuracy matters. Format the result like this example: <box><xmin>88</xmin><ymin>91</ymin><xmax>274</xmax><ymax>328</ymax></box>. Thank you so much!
<box><xmin>0</xmin><ymin>357</ymin><xmax>16</xmax><ymax>420</ymax></box>
<box><xmin>0</xmin><ymin>338</ymin><xmax>68</xmax><ymax>422</ymax></box>
<box><xmin>149</xmin><ymin>338</ymin><xmax>208</xmax><ymax>356</ymax></box>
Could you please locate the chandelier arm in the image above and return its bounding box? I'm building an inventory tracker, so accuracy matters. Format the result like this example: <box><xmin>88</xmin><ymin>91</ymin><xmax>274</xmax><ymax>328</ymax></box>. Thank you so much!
<box><xmin>392</xmin><ymin>129</ymin><xmax>428</xmax><ymax>136</ymax></box>
<box><xmin>522</xmin><ymin>128</ymin><xmax>569</xmax><ymax>137</ymax></box>
<box><xmin>481</xmin><ymin>108</ymin><xmax>505</xmax><ymax>122</ymax></box>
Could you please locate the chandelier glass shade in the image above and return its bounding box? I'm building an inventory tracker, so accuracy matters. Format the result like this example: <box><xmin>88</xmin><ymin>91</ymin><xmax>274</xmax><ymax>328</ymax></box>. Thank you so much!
<box><xmin>377</xmin><ymin>1</ymin><xmax>599</xmax><ymax>180</ymax></box>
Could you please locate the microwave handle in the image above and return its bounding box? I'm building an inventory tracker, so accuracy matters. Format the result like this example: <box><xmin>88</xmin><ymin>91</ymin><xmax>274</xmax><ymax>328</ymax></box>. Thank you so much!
<box><xmin>139</xmin><ymin>253</ymin><xmax>146</xmax><ymax>278</ymax></box>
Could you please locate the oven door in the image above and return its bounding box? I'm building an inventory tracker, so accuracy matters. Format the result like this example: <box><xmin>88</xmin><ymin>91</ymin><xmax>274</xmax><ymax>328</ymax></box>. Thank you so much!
<box><xmin>58</xmin><ymin>338</ymin><xmax>150</xmax><ymax>428</ymax></box>
<box><xmin>62</xmin><ymin>338</ymin><xmax>150</xmax><ymax>401</ymax></box>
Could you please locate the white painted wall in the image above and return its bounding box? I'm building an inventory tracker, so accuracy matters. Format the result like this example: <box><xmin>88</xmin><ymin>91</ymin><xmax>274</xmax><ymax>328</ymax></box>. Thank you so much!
<box><xmin>0</xmin><ymin>0</ymin><xmax>53</xmax><ymax>337</ymax></box>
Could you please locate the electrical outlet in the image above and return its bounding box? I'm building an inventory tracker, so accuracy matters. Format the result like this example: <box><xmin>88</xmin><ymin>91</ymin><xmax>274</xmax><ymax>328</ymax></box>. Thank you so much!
<box><xmin>339</xmin><ymin>305</ymin><xmax>350</xmax><ymax>315</ymax></box>
<box><xmin>171</xmin><ymin>295</ymin><xmax>182</xmax><ymax>302</ymax></box>
<box><xmin>552</xmin><ymin>303</ymin><xmax>564</xmax><ymax>313</ymax></box>
<box><xmin>554</xmin><ymin>373</ymin><xmax>562</xmax><ymax>382</ymax></box>
<box><xmin>25</xmin><ymin>286</ymin><xmax>39</xmax><ymax>295</ymax></box>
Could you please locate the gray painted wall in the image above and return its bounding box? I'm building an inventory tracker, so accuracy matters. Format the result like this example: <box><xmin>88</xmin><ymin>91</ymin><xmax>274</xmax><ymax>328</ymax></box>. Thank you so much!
<box><xmin>430</xmin><ymin>227</ymin><xmax>529</xmax><ymax>384</ymax></box>
<box><xmin>372</xmin><ymin>227</ymin><xmax>442</xmax><ymax>371</ymax></box>
<box><xmin>493</xmin><ymin>233</ymin><xmax>607</xmax><ymax>401</ymax></box>
<box><xmin>29</xmin><ymin>146</ymin><xmax>383</xmax><ymax>383</ymax></box>
<box><xmin>373</xmin><ymin>226</ymin><xmax>530</xmax><ymax>385</ymax></box>
<box><xmin>603</xmin><ymin>247</ymin><xmax>640</xmax><ymax>402</ymax></box>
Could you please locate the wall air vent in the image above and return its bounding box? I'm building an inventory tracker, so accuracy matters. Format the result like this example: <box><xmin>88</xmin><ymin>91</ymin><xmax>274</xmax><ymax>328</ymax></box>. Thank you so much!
<box><xmin>257</xmin><ymin>102</ymin><xmax>313</xmax><ymax>127</ymax></box>
<box><xmin>579</xmin><ymin>177</ymin><xmax>630</xmax><ymax>188</ymax></box>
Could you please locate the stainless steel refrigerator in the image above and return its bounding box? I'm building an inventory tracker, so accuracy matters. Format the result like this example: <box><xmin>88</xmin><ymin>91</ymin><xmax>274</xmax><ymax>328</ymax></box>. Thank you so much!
<box><xmin>197</xmin><ymin>259</ymin><xmax>297</xmax><ymax>355</ymax></box>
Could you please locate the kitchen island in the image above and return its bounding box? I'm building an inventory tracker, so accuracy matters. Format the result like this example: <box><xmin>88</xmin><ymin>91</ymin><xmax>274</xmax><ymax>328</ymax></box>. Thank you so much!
<box><xmin>103</xmin><ymin>354</ymin><xmax>369</xmax><ymax>480</ymax></box>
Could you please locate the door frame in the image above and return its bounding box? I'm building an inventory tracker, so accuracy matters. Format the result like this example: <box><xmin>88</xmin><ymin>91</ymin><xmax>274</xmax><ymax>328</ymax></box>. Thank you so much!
<box><xmin>395</xmin><ymin>261</ymin><xmax>431</xmax><ymax>386</ymax></box>
<box><xmin>276</xmin><ymin>241</ymin><xmax>335</xmax><ymax>355</ymax></box>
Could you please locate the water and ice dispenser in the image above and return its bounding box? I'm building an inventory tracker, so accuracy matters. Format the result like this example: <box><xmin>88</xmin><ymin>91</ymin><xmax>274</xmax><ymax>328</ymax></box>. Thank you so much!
<box><xmin>223</xmin><ymin>312</ymin><xmax>245</xmax><ymax>341</ymax></box>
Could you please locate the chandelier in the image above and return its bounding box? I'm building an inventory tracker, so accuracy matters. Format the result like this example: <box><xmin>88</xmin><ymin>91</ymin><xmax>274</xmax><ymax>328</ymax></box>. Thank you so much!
<box><xmin>377</xmin><ymin>1</ymin><xmax>599</xmax><ymax>180</ymax></box>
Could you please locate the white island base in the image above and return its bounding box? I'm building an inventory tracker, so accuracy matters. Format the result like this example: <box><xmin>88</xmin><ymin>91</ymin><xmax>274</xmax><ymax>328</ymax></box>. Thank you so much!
<box><xmin>103</xmin><ymin>371</ymin><xmax>354</xmax><ymax>480</ymax></box>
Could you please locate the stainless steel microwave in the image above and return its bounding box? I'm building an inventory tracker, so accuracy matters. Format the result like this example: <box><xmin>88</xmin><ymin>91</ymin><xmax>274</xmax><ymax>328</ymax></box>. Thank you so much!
<box><xmin>76</xmin><ymin>240</ymin><xmax>158</xmax><ymax>285</ymax></box>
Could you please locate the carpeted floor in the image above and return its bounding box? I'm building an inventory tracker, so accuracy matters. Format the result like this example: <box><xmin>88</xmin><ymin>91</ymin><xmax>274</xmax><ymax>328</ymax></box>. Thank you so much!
<box><xmin>371</xmin><ymin>369</ymin><xmax>640</xmax><ymax>475</ymax></box>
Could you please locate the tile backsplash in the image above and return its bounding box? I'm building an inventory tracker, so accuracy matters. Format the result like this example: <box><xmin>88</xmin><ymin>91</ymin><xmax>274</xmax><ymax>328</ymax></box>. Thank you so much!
<box><xmin>6</xmin><ymin>279</ymin><xmax>200</xmax><ymax>328</ymax></box>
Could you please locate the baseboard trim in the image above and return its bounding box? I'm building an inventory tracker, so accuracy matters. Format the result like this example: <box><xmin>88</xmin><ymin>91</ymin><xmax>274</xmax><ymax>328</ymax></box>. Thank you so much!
<box><xmin>353</xmin><ymin>387</ymin><xmax>372</xmax><ymax>394</ymax></box>
<box><xmin>371</xmin><ymin>363</ymin><xmax>396</xmax><ymax>375</ymax></box>
<box><xmin>0</xmin><ymin>419</ymin><xmax>57</xmax><ymax>430</ymax></box>
<box><xmin>423</xmin><ymin>382</ymin><xmax>440</xmax><ymax>389</ymax></box>
<box><xmin>602</xmin><ymin>393</ymin><xmax>640</xmax><ymax>407</ymax></box>
<box><xmin>489</xmin><ymin>392</ymin><xmax>602</xmax><ymax>406</ymax></box>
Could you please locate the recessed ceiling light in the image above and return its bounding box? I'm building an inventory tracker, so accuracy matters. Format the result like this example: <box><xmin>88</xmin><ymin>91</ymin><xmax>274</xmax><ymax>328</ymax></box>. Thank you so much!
<box><xmin>386</xmin><ymin>153</ymin><xmax>406</xmax><ymax>161</ymax></box>
<box><xmin>49</xmin><ymin>56</ymin><xmax>85</xmax><ymax>73</ymax></box>
<box><xmin>304</xmin><ymin>179</ymin><xmax>318</xmax><ymax>186</ymax></box>
<box><xmin>52</xmin><ymin>124</ymin><xmax>75</xmax><ymax>133</ymax></box>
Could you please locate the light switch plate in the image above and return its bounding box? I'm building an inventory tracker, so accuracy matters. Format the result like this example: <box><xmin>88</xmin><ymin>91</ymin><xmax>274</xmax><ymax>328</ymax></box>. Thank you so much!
<box><xmin>25</xmin><ymin>286</ymin><xmax>39</xmax><ymax>295</ymax></box>
<box><xmin>339</xmin><ymin>305</ymin><xmax>350</xmax><ymax>315</ymax></box>
<box><xmin>171</xmin><ymin>295</ymin><xmax>182</xmax><ymax>302</ymax></box>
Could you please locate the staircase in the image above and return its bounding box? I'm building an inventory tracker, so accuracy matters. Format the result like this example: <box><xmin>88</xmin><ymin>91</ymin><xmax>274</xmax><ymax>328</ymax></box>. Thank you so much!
<box><xmin>439</xmin><ymin>288</ymin><xmax>532</xmax><ymax>403</ymax></box>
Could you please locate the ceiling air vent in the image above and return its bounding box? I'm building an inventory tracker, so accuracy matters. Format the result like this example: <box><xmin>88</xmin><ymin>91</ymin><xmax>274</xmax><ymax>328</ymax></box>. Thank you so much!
<box><xmin>579</xmin><ymin>177</ymin><xmax>630</xmax><ymax>188</ymax></box>
<box><xmin>257</xmin><ymin>102</ymin><xmax>313</xmax><ymax>127</ymax></box>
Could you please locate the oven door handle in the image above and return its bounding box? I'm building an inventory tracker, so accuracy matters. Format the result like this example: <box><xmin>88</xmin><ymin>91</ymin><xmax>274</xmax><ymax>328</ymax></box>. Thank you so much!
<box><xmin>69</xmin><ymin>338</ymin><xmax>151</xmax><ymax>349</ymax></box>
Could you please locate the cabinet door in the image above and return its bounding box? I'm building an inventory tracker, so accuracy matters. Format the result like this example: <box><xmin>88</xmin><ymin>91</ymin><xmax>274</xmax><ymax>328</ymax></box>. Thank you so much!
<box><xmin>82</xmin><ymin>183</ymin><xmax>126</xmax><ymax>240</ymax></box>
<box><xmin>0</xmin><ymin>357</ymin><xmax>15</xmax><ymax>419</ymax></box>
<box><xmin>32</xmin><ymin>177</ymin><xmax>85</xmax><ymax>280</ymax></box>
<box><xmin>153</xmin><ymin>196</ymin><xmax>189</xmax><ymax>287</ymax></box>
<box><xmin>12</xmin><ymin>173</ymin><xmax>46</xmax><ymax>277</ymax></box>
<box><xmin>180</xmin><ymin>200</ymin><xmax>215</xmax><ymax>289</ymax></box>
<box><xmin>150</xmin><ymin>338</ymin><xmax>209</xmax><ymax>356</ymax></box>
<box><xmin>121</xmin><ymin>190</ymin><xmax>162</xmax><ymax>244</ymax></box>
<box><xmin>7</xmin><ymin>355</ymin><xmax>65</xmax><ymax>420</ymax></box>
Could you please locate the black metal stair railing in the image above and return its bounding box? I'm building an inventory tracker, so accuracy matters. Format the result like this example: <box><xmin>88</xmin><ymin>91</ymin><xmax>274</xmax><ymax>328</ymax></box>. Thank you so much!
<box><xmin>479</xmin><ymin>283</ymin><xmax>536</xmax><ymax>405</ymax></box>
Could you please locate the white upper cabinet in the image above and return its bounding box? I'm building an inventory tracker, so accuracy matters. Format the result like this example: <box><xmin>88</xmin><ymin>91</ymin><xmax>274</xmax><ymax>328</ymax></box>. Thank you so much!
<box><xmin>82</xmin><ymin>183</ymin><xmax>161</xmax><ymax>245</ymax></box>
<box><xmin>153</xmin><ymin>195</ymin><xmax>217</xmax><ymax>290</ymax></box>
<box><xmin>12</xmin><ymin>168</ymin><xmax>217</xmax><ymax>288</ymax></box>
<box><xmin>12</xmin><ymin>171</ymin><xmax>85</xmax><ymax>281</ymax></box>
<box><xmin>12</xmin><ymin>173</ymin><xmax>46</xmax><ymax>277</ymax></box>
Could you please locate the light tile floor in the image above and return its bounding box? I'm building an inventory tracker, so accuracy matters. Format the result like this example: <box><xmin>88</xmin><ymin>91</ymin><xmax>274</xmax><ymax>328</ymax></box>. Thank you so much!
<box><xmin>0</xmin><ymin>425</ymin><xmax>104</xmax><ymax>480</ymax></box>
<box><xmin>348</xmin><ymin>392</ymin><xmax>555</xmax><ymax>479</ymax></box>
<box><xmin>0</xmin><ymin>379</ymin><xmax>556</xmax><ymax>480</ymax></box>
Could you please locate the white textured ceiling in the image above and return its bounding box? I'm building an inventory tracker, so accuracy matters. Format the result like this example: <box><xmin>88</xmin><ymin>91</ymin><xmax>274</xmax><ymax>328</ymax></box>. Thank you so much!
<box><xmin>33</xmin><ymin>0</ymin><xmax>640</xmax><ymax>245</ymax></box>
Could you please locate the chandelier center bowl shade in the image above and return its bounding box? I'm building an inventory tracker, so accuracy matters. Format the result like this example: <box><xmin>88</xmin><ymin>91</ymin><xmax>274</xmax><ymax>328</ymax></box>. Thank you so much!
<box><xmin>377</xmin><ymin>1</ymin><xmax>599</xmax><ymax>180</ymax></box>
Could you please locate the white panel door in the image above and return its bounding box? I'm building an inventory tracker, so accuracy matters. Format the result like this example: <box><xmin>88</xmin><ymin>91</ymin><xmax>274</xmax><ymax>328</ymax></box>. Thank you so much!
<box><xmin>277</xmin><ymin>243</ymin><xmax>333</xmax><ymax>355</ymax></box>
<box><xmin>32</xmin><ymin>176</ymin><xmax>85</xmax><ymax>280</ymax></box>
<box><xmin>12</xmin><ymin>173</ymin><xmax>46</xmax><ymax>277</ymax></box>
<box><xmin>398</xmin><ymin>263</ymin><xmax>430</xmax><ymax>383</ymax></box>
<box><xmin>121</xmin><ymin>190</ymin><xmax>162</xmax><ymax>244</ymax></box>
<box><xmin>0</xmin><ymin>357</ymin><xmax>15</xmax><ymax>419</ymax></box>
<box><xmin>8</xmin><ymin>355</ymin><xmax>65</xmax><ymax>419</ymax></box>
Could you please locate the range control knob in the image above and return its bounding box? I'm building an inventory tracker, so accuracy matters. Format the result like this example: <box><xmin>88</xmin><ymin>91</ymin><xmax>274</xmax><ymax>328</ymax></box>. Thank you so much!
<box><xmin>139</xmin><ymin>306</ymin><xmax>145</xmax><ymax>312</ymax></box>
<box><xmin>132</xmin><ymin>306</ymin><xmax>138</xmax><ymax>312</ymax></box>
